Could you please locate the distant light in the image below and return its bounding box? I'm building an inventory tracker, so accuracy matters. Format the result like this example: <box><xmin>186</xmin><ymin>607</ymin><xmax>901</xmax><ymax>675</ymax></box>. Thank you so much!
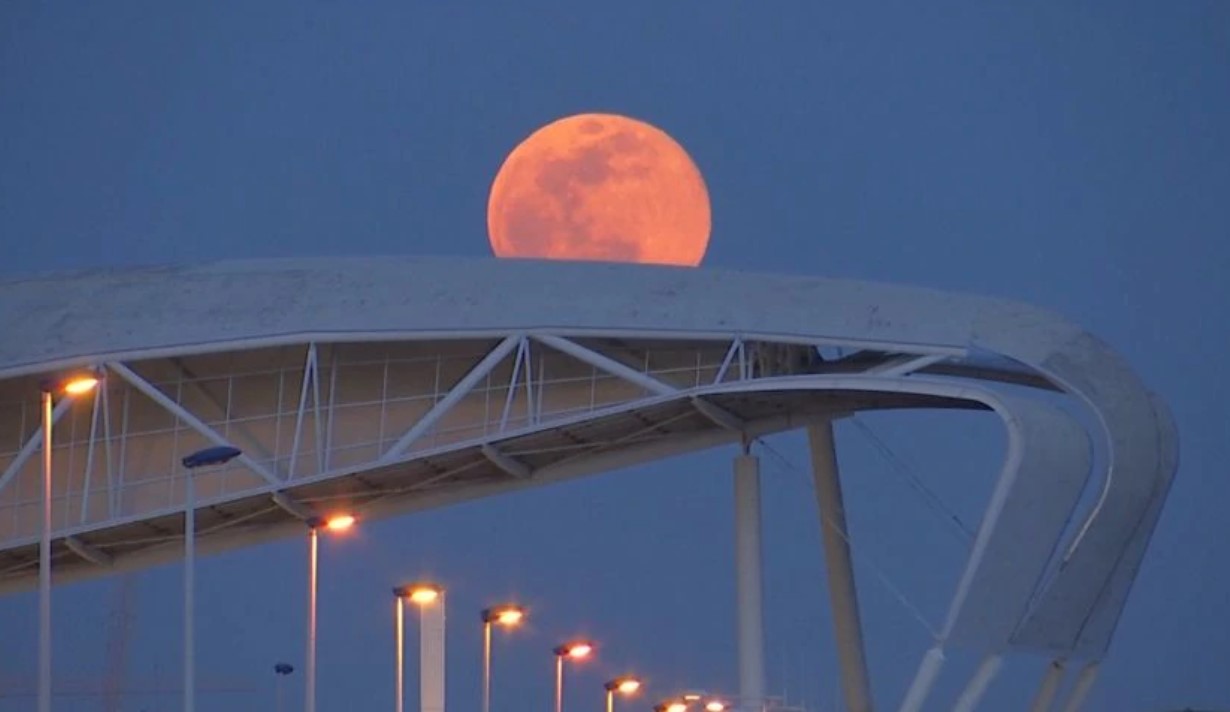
<box><xmin>605</xmin><ymin>676</ymin><xmax>642</xmax><ymax>694</ymax></box>
<box><xmin>617</xmin><ymin>678</ymin><xmax>641</xmax><ymax>694</ymax></box>
<box><xmin>487</xmin><ymin>605</ymin><xmax>526</xmax><ymax>627</ymax></box>
<box><xmin>63</xmin><ymin>376</ymin><xmax>100</xmax><ymax>395</ymax></box>
<box><xmin>682</xmin><ymin>694</ymin><xmax>702</xmax><ymax>702</ymax></box>
<box><xmin>324</xmin><ymin>514</ymin><xmax>355</xmax><ymax>532</ymax></box>
<box><xmin>667</xmin><ymin>704</ymin><xmax>688</xmax><ymax>712</ymax></box>
<box><xmin>555</xmin><ymin>641</ymin><xmax>594</xmax><ymax>659</ymax></box>
<box><xmin>409</xmin><ymin>585</ymin><xmax>441</xmax><ymax>605</ymax></box>
<box><xmin>705</xmin><ymin>702</ymin><xmax>725</xmax><ymax>712</ymax></box>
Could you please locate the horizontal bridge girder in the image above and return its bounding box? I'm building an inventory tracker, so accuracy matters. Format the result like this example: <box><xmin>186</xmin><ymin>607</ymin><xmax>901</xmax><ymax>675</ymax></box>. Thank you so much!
<box><xmin>0</xmin><ymin>375</ymin><xmax>987</xmax><ymax>591</ymax></box>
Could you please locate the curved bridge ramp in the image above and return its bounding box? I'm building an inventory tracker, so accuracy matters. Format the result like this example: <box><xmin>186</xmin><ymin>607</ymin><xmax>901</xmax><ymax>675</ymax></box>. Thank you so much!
<box><xmin>0</xmin><ymin>258</ymin><xmax>1178</xmax><ymax>711</ymax></box>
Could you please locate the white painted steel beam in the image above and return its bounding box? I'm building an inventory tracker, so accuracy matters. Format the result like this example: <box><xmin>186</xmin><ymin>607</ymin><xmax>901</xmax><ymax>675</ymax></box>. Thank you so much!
<box><xmin>1027</xmin><ymin>660</ymin><xmax>1066</xmax><ymax>712</ymax></box>
<box><xmin>734</xmin><ymin>453</ymin><xmax>767</xmax><ymax>711</ymax></box>
<box><xmin>65</xmin><ymin>536</ymin><xmax>112</xmax><ymax>567</ymax></box>
<box><xmin>863</xmin><ymin>353</ymin><xmax>947</xmax><ymax>377</ymax></box>
<box><xmin>808</xmin><ymin>421</ymin><xmax>874</xmax><ymax>712</ymax></box>
<box><xmin>951</xmin><ymin>655</ymin><xmax>1001</xmax><ymax>712</ymax></box>
<box><xmin>691</xmin><ymin>396</ymin><xmax>746</xmax><ymax>432</ymax></box>
<box><xmin>1059</xmin><ymin>662</ymin><xmax>1100</xmax><ymax>712</ymax></box>
<box><xmin>0</xmin><ymin>398</ymin><xmax>73</xmax><ymax>495</ymax></box>
<box><xmin>106</xmin><ymin>362</ymin><xmax>282</xmax><ymax>488</ymax></box>
<box><xmin>271</xmin><ymin>492</ymin><xmax>314</xmax><ymax>520</ymax></box>
<box><xmin>896</xmin><ymin>647</ymin><xmax>944</xmax><ymax>712</ymax></box>
<box><xmin>78</xmin><ymin>389</ymin><xmax>103</xmax><ymax>525</ymax></box>
<box><xmin>714</xmin><ymin>338</ymin><xmax>744</xmax><ymax>383</ymax></box>
<box><xmin>480</xmin><ymin>444</ymin><xmax>531</xmax><ymax>479</ymax></box>
<box><xmin>288</xmin><ymin>343</ymin><xmax>318</xmax><ymax>481</ymax></box>
<box><xmin>533</xmin><ymin>334</ymin><xmax>676</xmax><ymax>396</ymax></box>
<box><xmin>0</xmin><ymin>250</ymin><xmax>1176</xmax><ymax>688</ymax></box>
<box><xmin>499</xmin><ymin>337</ymin><xmax>529</xmax><ymax>432</ymax></box>
<box><xmin>382</xmin><ymin>336</ymin><xmax>521</xmax><ymax>463</ymax></box>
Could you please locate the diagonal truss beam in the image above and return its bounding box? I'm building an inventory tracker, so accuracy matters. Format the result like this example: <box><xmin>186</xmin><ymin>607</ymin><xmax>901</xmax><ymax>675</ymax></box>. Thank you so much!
<box><xmin>480</xmin><ymin>443</ymin><xmax>532</xmax><ymax>479</ymax></box>
<box><xmin>713</xmin><ymin>338</ymin><xmax>746</xmax><ymax>384</ymax></box>
<box><xmin>381</xmin><ymin>335</ymin><xmax>522</xmax><ymax>463</ymax></box>
<box><xmin>0</xmin><ymin>397</ymin><xmax>74</xmax><ymax>495</ymax></box>
<box><xmin>107</xmin><ymin>361</ymin><xmax>282</xmax><ymax>488</ymax></box>
<box><xmin>66</xmin><ymin>536</ymin><xmax>113</xmax><ymax>567</ymax></box>
<box><xmin>169</xmin><ymin>357</ymin><xmax>276</xmax><ymax>465</ymax></box>
<box><xmin>533</xmin><ymin>334</ymin><xmax>676</xmax><ymax>396</ymax></box>
<box><xmin>288</xmin><ymin>343</ymin><xmax>319</xmax><ymax>481</ymax></box>
<box><xmin>271</xmin><ymin>491</ymin><xmax>314</xmax><ymax>520</ymax></box>
<box><xmin>863</xmin><ymin>353</ymin><xmax>947</xmax><ymax>377</ymax></box>
<box><xmin>690</xmin><ymin>396</ymin><xmax>746</xmax><ymax>432</ymax></box>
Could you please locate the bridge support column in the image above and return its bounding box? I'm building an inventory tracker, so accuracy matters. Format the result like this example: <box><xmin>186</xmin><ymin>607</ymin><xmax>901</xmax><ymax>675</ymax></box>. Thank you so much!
<box><xmin>734</xmin><ymin>451</ymin><xmax>767</xmax><ymax>712</ymax></box>
<box><xmin>1027</xmin><ymin>659</ymin><xmax>1065</xmax><ymax>712</ymax></box>
<box><xmin>951</xmin><ymin>655</ymin><xmax>1001</xmax><ymax>712</ymax></box>
<box><xmin>1058</xmin><ymin>662</ymin><xmax>1099</xmax><ymax>712</ymax></box>
<box><xmin>808</xmin><ymin>421</ymin><xmax>874</xmax><ymax>712</ymax></box>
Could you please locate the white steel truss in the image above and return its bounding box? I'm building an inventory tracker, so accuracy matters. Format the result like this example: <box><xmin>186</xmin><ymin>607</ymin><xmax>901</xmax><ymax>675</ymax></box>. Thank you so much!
<box><xmin>0</xmin><ymin>264</ymin><xmax>1178</xmax><ymax>712</ymax></box>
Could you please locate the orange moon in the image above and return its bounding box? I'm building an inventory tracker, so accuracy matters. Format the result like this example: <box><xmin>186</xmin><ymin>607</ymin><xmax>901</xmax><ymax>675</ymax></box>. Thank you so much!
<box><xmin>487</xmin><ymin>113</ymin><xmax>711</xmax><ymax>266</ymax></box>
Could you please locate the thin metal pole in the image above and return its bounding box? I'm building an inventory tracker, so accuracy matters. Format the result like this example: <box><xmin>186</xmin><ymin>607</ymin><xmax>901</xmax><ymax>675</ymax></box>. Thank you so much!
<box><xmin>185</xmin><ymin>470</ymin><xmax>196</xmax><ymax>712</ymax></box>
<box><xmin>306</xmin><ymin>527</ymin><xmax>318</xmax><ymax>712</ymax></box>
<box><xmin>807</xmin><ymin>422</ymin><xmax>874</xmax><ymax>712</ymax></box>
<box><xmin>897</xmin><ymin>647</ymin><xmax>944</xmax><ymax>712</ymax></box>
<box><xmin>1028</xmin><ymin>659</ymin><xmax>1065</xmax><ymax>712</ymax></box>
<box><xmin>38</xmin><ymin>390</ymin><xmax>52</xmax><ymax>712</ymax></box>
<box><xmin>1059</xmin><ymin>662</ymin><xmax>1100</xmax><ymax>712</ymax></box>
<box><xmin>733</xmin><ymin>452</ymin><xmax>767</xmax><ymax>710</ymax></box>
<box><xmin>395</xmin><ymin>598</ymin><xmax>404</xmax><ymax>712</ymax></box>
<box><xmin>554</xmin><ymin>655</ymin><xmax>564</xmax><ymax>712</ymax></box>
<box><xmin>951</xmin><ymin>655</ymin><xmax>1001</xmax><ymax>712</ymax></box>
<box><xmin>482</xmin><ymin>621</ymin><xmax>492</xmax><ymax>712</ymax></box>
<box><xmin>420</xmin><ymin>595</ymin><xmax>446</xmax><ymax>712</ymax></box>
<box><xmin>606</xmin><ymin>690</ymin><xmax>614</xmax><ymax>712</ymax></box>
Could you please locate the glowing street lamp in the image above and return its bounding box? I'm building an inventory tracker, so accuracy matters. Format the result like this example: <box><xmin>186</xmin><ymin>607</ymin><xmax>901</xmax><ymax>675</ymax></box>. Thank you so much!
<box><xmin>481</xmin><ymin>604</ymin><xmax>526</xmax><ymax>712</ymax></box>
<box><xmin>553</xmin><ymin>640</ymin><xmax>594</xmax><ymax>712</ymax></box>
<box><xmin>657</xmin><ymin>693</ymin><xmax>727</xmax><ymax>712</ymax></box>
<box><xmin>36</xmin><ymin>371</ymin><xmax>100</xmax><ymax>712</ymax></box>
<box><xmin>394</xmin><ymin>582</ymin><xmax>446</xmax><ymax>712</ymax></box>
<box><xmin>323</xmin><ymin>513</ymin><xmax>355</xmax><ymax>532</ymax></box>
<box><xmin>304</xmin><ymin>513</ymin><xmax>355</xmax><ymax>712</ymax></box>
<box><xmin>603</xmin><ymin>676</ymin><xmax>641</xmax><ymax>712</ymax></box>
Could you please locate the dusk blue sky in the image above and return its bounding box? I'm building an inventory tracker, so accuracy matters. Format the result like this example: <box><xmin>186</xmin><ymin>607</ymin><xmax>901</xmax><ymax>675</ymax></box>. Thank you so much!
<box><xmin>2</xmin><ymin>3</ymin><xmax>1228</xmax><ymax>711</ymax></box>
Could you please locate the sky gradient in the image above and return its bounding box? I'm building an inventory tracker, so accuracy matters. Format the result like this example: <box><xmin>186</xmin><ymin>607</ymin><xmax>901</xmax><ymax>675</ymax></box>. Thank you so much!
<box><xmin>1</xmin><ymin>3</ymin><xmax>1228</xmax><ymax>711</ymax></box>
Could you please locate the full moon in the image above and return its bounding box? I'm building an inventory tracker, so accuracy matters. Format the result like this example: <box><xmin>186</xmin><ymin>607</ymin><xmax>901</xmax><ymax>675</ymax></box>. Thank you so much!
<box><xmin>487</xmin><ymin>113</ymin><xmax>711</xmax><ymax>266</ymax></box>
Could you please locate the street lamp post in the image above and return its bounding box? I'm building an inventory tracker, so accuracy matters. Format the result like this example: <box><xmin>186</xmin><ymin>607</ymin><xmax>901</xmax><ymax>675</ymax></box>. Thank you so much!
<box><xmin>481</xmin><ymin>604</ymin><xmax>525</xmax><ymax>712</ymax></box>
<box><xmin>393</xmin><ymin>583</ymin><xmax>446</xmax><ymax>712</ymax></box>
<box><xmin>37</xmin><ymin>373</ymin><xmax>100</xmax><ymax>712</ymax></box>
<box><xmin>273</xmin><ymin>662</ymin><xmax>295</xmax><ymax>712</ymax></box>
<box><xmin>603</xmin><ymin>676</ymin><xmax>641</xmax><ymax>712</ymax></box>
<box><xmin>305</xmin><ymin>513</ymin><xmax>355</xmax><ymax>712</ymax></box>
<box><xmin>180</xmin><ymin>445</ymin><xmax>243</xmax><ymax>712</ymax></box>
<box><xmin>552</xmin><ymin>641</ymin><xmax>593</xmax><ymax>712</ymax></box>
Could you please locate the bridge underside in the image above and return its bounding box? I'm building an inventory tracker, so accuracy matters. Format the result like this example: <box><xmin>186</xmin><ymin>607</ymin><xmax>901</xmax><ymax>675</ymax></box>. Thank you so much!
<box><xmin>0</xmin><ymin>333</ymin><xmax>1004</xmax><ymax>592</ymax></box>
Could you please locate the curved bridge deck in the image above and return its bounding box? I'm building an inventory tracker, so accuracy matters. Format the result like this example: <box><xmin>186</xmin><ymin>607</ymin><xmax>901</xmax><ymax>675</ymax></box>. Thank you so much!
<box><xmin>0</xmin><ymin>257</ymin><xmax>1177</xmax><ymax>688</ymax></box>
<box><xmin>0</xmin><ymin>333</ymin><xmax>994</xmax><ymax>590</ymax></box>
